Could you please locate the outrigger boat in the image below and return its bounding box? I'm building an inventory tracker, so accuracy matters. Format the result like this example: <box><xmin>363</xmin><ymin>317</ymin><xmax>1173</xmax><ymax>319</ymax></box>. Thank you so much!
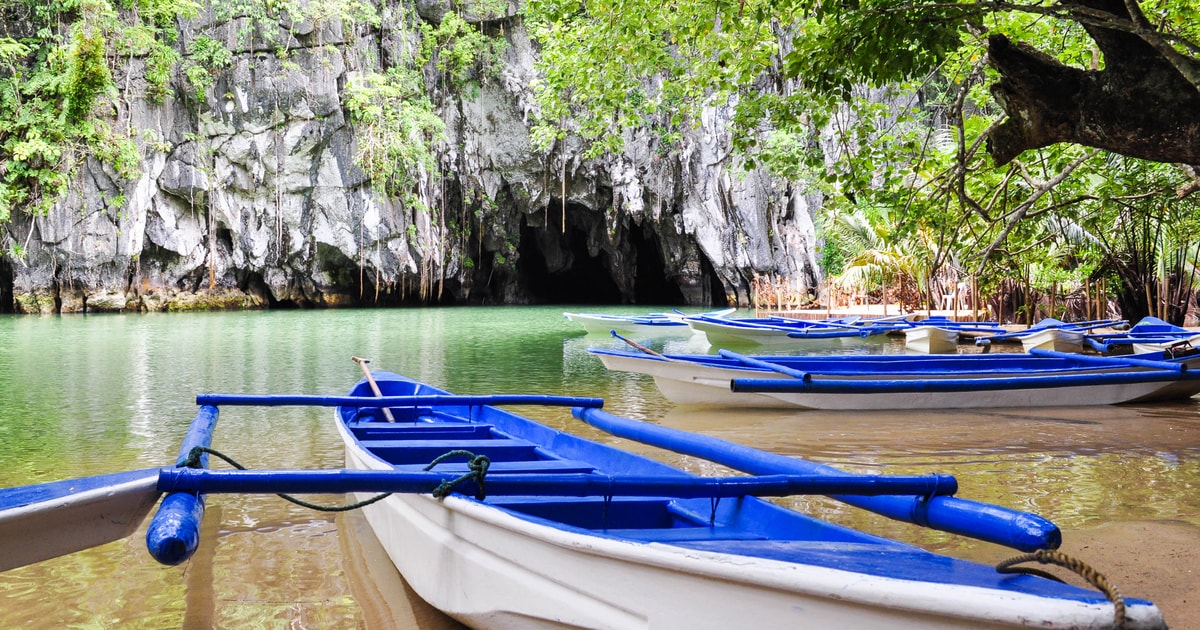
<box><xmin>903</xmin><ymin>317</ymin><xmax>1006</xmax><ymax>354</ymax></box>
<box><xmin>977</xmin><ymin>318</ymin><xmax>1126</xmax><ymax>354</ymax></box>
<box><xmin>683</xmin><ymin>313</ymin><xmax>907</xmax><ymax>347</ymax></box>
<box><xmin>563</xmin><ymin>308</ymin><xmax>734</xmax><ymax>336</ymax></box>
<box><xmin>592</xmin><ymin>335</ymin><xmax>1200</xmax><ymax>409</ymax></box>
<box><xmin>1086</xmin><ymin>317</ymin><xmax>1200</xmax><ymax>355</ymax></box>
<box><xmin>0</xmin><ymin>367</ymin><xmax>1165</xmax><ymax>628</ymax></box>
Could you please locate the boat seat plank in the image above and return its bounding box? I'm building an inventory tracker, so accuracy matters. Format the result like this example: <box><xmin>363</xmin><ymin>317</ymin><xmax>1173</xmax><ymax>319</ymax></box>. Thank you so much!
<box><xmin>391</xmin><ymin>459</ymin><xmax>595</xmax><ymax>474</ymax></box>
<box><xmin>597</xmin><ymin>527</ymin><xmax>770</xmax><ymax>542</ymax></box>
<box><xmin>352</xmin><ymin>423</ymin><xmax>494</xmax><ymax>440</ymax></box>
<box><xmin>360</xmin><ymin>438</ymin><xmax>542</xmax><ymax>464</ymax></box>
<box><xmin>484</xmin><ymin>496</ymin><xmax>701</xmax><ymax>530</ymax></box>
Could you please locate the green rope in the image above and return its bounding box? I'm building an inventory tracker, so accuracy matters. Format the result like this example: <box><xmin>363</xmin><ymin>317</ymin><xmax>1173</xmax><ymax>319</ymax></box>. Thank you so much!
<box><xmin>422</xmin><ymin>449</ymin><xmax>490</xmax><ymax>501</ymax></box>
<box><xmin>180</xmin><ymin>446</ymin><xmax>392</xmax><ymax>513</ymax></box>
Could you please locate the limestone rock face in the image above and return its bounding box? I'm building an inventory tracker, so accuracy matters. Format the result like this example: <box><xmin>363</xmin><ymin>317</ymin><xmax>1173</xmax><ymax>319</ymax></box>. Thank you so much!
<box><xmin>1</xmin><ymin>9</ymin><xmax>822</xmax><ymax>313</ymax></box>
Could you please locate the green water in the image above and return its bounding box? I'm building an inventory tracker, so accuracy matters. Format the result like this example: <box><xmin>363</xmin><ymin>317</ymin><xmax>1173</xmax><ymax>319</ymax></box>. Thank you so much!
<box><xmin>2</xmin><ymin>307</ymin><xmax>1200</xmax><ymax>627</ymax></box>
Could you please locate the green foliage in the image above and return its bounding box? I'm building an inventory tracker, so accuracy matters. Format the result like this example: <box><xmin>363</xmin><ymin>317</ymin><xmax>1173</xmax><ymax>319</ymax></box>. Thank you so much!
<box><xmin>0</xmin><ymin>0</ymin><xmax>197</xmax><ymax>223</ymax></box>
<box><xmin>418</xmin><ymin>11</ymin><xmax>506</xmax><ymax>87</ymax></box>
<box><xmin>184</xmin><ymin>36</ymin><xmax>232</xmax><ymax>103</ymax></box>
<box><xmin>64</xmin><ymin>24</ymin><xmax>111</xmax><ymax>121</ymax></box>
<box><xmin>344</xmin><ymin>66</ymin><xmax>446</xmax><ymax>206</ymax></box>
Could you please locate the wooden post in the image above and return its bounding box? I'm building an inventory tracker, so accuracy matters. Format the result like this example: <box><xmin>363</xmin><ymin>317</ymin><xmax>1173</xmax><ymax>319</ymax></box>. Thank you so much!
<box><xmin>971</xmin><ymin>275</ymin><xmax>978</xmax><ymax>320</ymax></box>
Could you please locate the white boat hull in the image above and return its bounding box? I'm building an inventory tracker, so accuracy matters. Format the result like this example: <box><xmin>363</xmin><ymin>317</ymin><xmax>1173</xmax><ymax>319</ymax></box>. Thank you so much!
<box><xmin>1020</xmin><ymin>328</ymin><xmax>1085</xmax><ymax>353</ymax></box>
<box><xmin>594</xmin><ymin>352</ymin><xmax>1200</xmax><ymax>410</ymax></box>
<box><xmin>564</xmin><ymin>313</ymin><xmax>693</xmax><ymax>337</ymax></box>
<box><xmin>686</xmin><ymin>318</ymin><xmax>868</xmax><ymax>347</ymax></box>
<box><xmin>904</xmin><ymin>326</ymin><xmax>959</xmax><ymax>354</ymax></box>
<box><xmin>339</xmin><ymin>424</ymin><xmax>1161</xmax><ymax>628</ymax></box>
<box><xmin>1131</xmin><ymin>334</ymin><xmax>1200</xmax><ymax>355</ymax></box>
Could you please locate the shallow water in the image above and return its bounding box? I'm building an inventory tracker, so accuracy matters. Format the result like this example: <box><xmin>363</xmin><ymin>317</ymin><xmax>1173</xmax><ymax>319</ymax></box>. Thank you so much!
<box><xmin>1</xmin><ymin>307</ymin><xmax>1198</xmax><ymax>627</ymax></box>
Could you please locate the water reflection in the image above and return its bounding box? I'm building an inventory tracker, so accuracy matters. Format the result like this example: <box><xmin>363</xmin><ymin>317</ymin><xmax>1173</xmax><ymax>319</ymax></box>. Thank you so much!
<box><xmin>1</xmin><ymin>307</ymin><xmax>1199</xmax><ymax>627</ymax></box>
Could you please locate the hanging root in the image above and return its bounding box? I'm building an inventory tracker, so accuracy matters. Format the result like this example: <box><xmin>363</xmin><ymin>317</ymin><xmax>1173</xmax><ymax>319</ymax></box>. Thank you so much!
<box><xmin>996</xmin><ymin>548</ymin><xmax>1127</xmax><ymax>629</ymax></box>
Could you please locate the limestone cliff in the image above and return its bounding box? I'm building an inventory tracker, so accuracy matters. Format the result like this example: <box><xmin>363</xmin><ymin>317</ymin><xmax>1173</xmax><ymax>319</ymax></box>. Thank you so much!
<box><xmin>0</xmin><ymin>3</ymin><xmax>823</xmax><ymax>313</ymax></box>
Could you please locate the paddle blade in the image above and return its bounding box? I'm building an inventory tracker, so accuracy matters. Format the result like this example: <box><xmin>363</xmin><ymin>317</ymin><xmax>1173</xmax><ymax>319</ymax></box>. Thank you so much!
<box><xmin>0</xmin><ymin>468</ymin><xmax>161</xmax><ymax>572</ymax></box>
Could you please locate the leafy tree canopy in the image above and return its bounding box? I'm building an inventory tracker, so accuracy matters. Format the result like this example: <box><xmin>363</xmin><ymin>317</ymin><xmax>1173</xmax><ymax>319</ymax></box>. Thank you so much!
<box><xmin>526</xmin><ymin>0</ymin><xmax>1200</xmax><ymax>320</ymax></box>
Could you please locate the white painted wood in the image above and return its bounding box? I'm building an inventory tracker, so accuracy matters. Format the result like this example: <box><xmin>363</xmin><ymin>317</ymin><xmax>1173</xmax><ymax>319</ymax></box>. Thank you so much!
<box><xmin>904</xmin><ymin>326</ymin><xmax>960</xmax><ymax>354</ymax></box>
<box><xmin>337</xmin><ymin>421</ymin><xmax>1165</xmax><ymax>629</ymax></box>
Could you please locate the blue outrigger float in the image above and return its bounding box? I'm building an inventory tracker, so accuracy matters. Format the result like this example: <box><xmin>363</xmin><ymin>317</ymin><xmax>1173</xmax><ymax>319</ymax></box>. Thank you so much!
<box><xmin>0</xmin><ymin>369</ymin><xmax>1166</xmax><ymax>628</ymax></box>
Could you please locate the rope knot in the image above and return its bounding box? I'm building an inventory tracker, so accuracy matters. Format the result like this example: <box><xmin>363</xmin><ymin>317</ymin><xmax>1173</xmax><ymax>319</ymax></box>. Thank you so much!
<box><xmin>423</xmin><ymin>450</ymin><xmax>490</xmax><ymax>501</ymax></box>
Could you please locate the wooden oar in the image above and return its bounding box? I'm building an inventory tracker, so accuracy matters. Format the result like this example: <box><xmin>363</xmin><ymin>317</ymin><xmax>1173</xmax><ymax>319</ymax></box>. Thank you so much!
<box><xmin>353</xmin><ymin>356</ymin><xmax>395</xmax><ymax>422</ymax></box>
<box><xmin>610</xmin><ymin>330</ymin><xmax>672</xmax><ymax>359</ymax></box>
<box><xmin>573</xmin><ymin>407</ymin><xmax>1061</xmax><ymax>552</ymax></box>
<box><xmin>156</xmin><ymin>467</ymin><xmax>958</xmax><ymax>499</ymax></box>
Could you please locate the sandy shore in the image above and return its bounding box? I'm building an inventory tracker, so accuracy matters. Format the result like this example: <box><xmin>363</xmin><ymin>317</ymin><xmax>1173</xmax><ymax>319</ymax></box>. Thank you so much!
<box><xmin>970</xmin><ymin>520</ymin><xmax>1200</xmax><ymax>628</ymax></box>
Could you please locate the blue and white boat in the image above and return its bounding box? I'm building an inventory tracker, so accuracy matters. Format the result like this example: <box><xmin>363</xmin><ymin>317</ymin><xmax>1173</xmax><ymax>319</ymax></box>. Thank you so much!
<box><xmin>903</xmin><ymin>316</ymin><xmax>1007</xmax><ymax>354</ymax></box>
<box><xmin>683</xmin><ymin>313</ymin><xmax>910</xmax><ymax>347</ymax></box>
<box><xmin>0</xmin><ymin>371</ymin><xmax>1165</xmax><ymax>628</ymax></box>
<box><xmin>977</xmin><ymin>318</ymin><xmax>1126</xmax><ymax>354</ymax></box>
<box><xmin>1086</xmin><ymin>317</ymin><xmax>1200</xmax><ymax>355</ymax></box>
<box><xmin>564</xmin><ymin>308</ymin><xmax>734</xmax><ymax>336</ymax></box>
<box><xmin>591</xmin><ymin>344</ymin><xmax>1200</xmax><ymax>409</ymax></box>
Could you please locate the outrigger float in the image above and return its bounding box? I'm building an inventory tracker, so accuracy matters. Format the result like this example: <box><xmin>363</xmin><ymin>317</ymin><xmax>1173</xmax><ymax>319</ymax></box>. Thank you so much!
<box><xmin>0</xmin><ymin>363</ymin><xmax>1166</xmax><ymax>628</ymax></box>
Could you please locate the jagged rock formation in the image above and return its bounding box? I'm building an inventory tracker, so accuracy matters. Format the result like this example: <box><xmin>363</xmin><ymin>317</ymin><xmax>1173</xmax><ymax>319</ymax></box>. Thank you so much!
<box><xmin>1</xmin><ymin>4</ymin><xmax>824</xmax><ymax>314</ymax></box>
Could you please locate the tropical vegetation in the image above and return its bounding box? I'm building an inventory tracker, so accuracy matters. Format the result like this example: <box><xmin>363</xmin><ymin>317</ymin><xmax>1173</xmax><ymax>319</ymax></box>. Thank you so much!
<box><xmin>526</xmin><ymin>0</ymin><xmax>1200</xmax><ymax>322</ymax></box>
<box><xmin>1</xmin><ymin>0</ymin><xmax>1199</xmax><ymax>321</ymax></box>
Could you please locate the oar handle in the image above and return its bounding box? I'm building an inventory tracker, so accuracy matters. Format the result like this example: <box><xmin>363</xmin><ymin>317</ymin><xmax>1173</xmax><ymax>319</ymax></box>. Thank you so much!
<box><xmin>610</xmin><ymin>330</ymin><xmax>668</xmax><ymax>358</ymax></box>
<box><xmin>353</xmin><ymin>356</ymin><xmax>396</xmax><ymax>422</ymax></box>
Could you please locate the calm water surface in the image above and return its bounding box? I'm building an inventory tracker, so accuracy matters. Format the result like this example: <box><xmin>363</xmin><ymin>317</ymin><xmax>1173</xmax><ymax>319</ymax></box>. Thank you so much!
<box><xmin>2</xmin><ymin>307</ymin><xmax>1199</xmax><ymax>628</ymax></box>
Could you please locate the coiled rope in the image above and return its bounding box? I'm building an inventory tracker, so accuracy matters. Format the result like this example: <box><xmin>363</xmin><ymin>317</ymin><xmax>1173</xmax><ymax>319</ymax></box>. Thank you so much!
<box><xmin>177</xmin><ymin>446</ymin><xmax>491</xmax><ymax>511</ymax></box>
<box><xmin>996</xmin><ymin>548</ymin><xmax>1127</xmax><ymax>629</ymax></box>
<box><xmin>422</xmin><ymin>450</ymin><xmax>490</xmax><ymax>500</ymax></box>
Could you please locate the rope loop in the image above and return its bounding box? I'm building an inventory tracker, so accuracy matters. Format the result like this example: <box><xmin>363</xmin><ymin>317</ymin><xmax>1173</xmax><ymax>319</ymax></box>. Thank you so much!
<box><xmin>996</xmin><ymin>548</ymin><xmax>1127</xmax><ymax>629</ymax></box>
<box><xmin>181</xmin><ymin>446</ymin><xmax>393</xmax><ymax>512</ymax></box>
<box><xmin>423</xmin><ymin>450</ymin><xmax>491</xmax><ymax>501</ymax></box>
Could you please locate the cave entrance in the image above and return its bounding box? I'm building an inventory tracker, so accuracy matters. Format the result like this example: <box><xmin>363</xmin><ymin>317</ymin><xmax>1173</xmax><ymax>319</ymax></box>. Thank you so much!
<box><xmin>630</xmin><ymin>226</ymin><xmax>684</xmax><ymax>305</ymax></box>
<box><xmin>517</xmin><ymin>218</ymin><xmax>688</xmax><ymax>306</ymax></box>
<box><xmin>518</xmin><ymin>221</ymin><xmax>622</xmax><ymax>304</ymax></box>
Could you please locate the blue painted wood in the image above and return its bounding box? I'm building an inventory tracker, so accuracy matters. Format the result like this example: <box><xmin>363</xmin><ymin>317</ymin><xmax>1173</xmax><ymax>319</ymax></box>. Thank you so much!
<box><xmin>154</xmin><ymin>468</ymin><xmax>958</xmax><ymax>498</ymax></box>
<box><xmin>0</xmin><ymin>468</ymin><xmax>159</xmax><ymax>511</ymax></box>
<box><xmin>145</xmin><ymin>405</ymin><xmax>219</xmax><ymax>566</ymax></box>
<box><xmin>573</xmin><ymin>407</ymin><xmax>1060</xmax><ymax>552</ymax></box>
<box><xmin>717</xmin><ymin>349</ymin><xmax>810</xmax><ymax>380</ymax></box>
<box><xmin>1028</xmin><ymin>347</ymin><xmax>1186</xmax><ymax>371</ymax></box>
<box><xmin>731</xmin><ymin>368</ymin><xmax>1200</xmax><ymax>394</ymax></box>
<box><xmin>589</xmin><ymin>347</ymin><xmax>1183</xmax><ymax>376</ymax></box>
<box><xmin>195</xmin><ymin>393</ymin><xmax>604</xmax><ymax>409</ymax></box>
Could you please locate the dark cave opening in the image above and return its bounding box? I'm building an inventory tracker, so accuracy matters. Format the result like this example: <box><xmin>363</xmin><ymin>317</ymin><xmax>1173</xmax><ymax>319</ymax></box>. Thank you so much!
<box><xmin>516</xmin><ymin>219</ymin><xmax>687</xmax><ymax>306</ymax></box>
<box><xmin>630</xmin><ymin>226</ymin><xmax>685</xmax><ymax>305</ymax></box>
<box><xmin>517</xmin><ymin>222</ymin><xmax>622</xmax><ymax>304</ymax></box>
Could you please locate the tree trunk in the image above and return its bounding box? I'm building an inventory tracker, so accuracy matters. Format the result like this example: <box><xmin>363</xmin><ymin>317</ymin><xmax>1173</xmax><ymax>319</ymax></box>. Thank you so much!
<box><xmin>987</xmin><ymin>0</ymin><xmax>1200</xmax><ymax>166</ymax></box>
